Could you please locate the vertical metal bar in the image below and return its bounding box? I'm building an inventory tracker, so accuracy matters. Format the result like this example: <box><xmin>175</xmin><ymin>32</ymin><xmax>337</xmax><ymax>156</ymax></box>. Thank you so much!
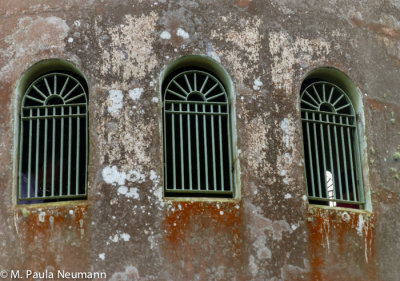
<box><xmin>163</xmin><ymin>101</ymin><xmax>167</xmax><ymax>190</ymax></box>
<box><xmin>203</xmin><ymin>104</ymin><xmax>209</xmax><ymax>190</ymax></box>
<box><xmin>68</xmin><ymin>106</ymin><xmax>72</xmax><ymax>195</ymax></box>
<box><xmin>211</xmin><ymin>105</ymin><xmax>217</xmax><ymax>189</ymax></box>
<box><xmin>59</xmin><ymin>107</ymin><xmax>64</xmax><ymax>196</ymax></box>
<box><xmin>333</xmin><ymin>115</ymin><xmax>343</xmax><ymax>200</ymax></box>
<box><xmin>326</xmin><ymin>114</ymin><xmax>336</xmax><ymax>200</ymax></box>
<box><xmin>43</xmin><ymin>108</ymin><xmax>48</xmax><ymax>197</ymax></box>
<box><xmin>195</xmin><ymin>104</ymin><xmax>200</xmax><ymax>190</ymax></box>
<box><xmin>305</xmin><ymin>112</ymin><xmax>315</xmax><ymax>197</ymax></box>
<box><xmin>51</xmin><ymin>107</ymin><xmax>56</xmax><ymax>196</ymax></box>
<box><xmin>18</xmin><ymin>111</ymin><xmax>24</xmax><ymax>200</ymax></box>
<box><xmin>27</xmin><ymin>109</ymin><xmax>33</xmax><ymax>198</ymax></box>
<box><xmin>35</xmin><ymin>109</ymin><xmax>40</xmax><ymax>198</ymax></box>
<box><xmin>76</xmin><ymin>107</ymin><xmax>80</xmax><ymax>194</ymax></box>
<box><xmin>179</xmin><ymin>103</ymin><xmax>184</xmax><ymax>189</ymax></box>
<box><xmin>346</xmin><ymin>117</ymin><xmax>357</xmax><ymax>201</ymax></box>
<box><xmin>187</xmin><ymin>104</ymin><xmax>192</xmax><ymax>190</ymax></box>
<box><xmin>171</xmin><ymin>104</ymin><xmax>176</xmax><ymax>189</ymax></box>
<box><xmin>340</xmin><ymin>116</ymin><xmax>349</xmax><ymax>200</ymax></box>
<box><xmin>319</xmin><ymin>113</ymin><xmax>327</xmax><ymax>198</ymax></box>
<box><xmin>194</xmin><ymin>73</ymin><xmax>197</xmax><ymax>91</ymax></box>
<box><xmin>312</xmin><ymin>113</ymin><xmax>322</xmax><ymax>197</ymax></box>
<box><xmin>353</xmin><ymin>121</ymin><xmax>365</xmax><ymax>203</ymax></box>
<box><xmin>84</xmin><ymin>106</ymin><xmax>88</xmax><ymax>196</ymax></box>
<box><xmin>226</xmin><ymin>104</ymin><xmax>233</xmax><ymax>193</ymax></box>
<box><xmin>54</xmin><ymin>75</ymin><xmax>57</xmax><ymax>94</ymax></box>
<box><xmin>218</xmin><ymin>105</ymin><xmax>224</xmax><ymax>189</ymax></box>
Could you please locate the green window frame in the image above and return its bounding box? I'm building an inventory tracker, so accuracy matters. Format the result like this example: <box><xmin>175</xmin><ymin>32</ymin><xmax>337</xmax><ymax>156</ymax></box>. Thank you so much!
<box><xmin>18</xmin><ymin>72</ymin><xmax>88</xmax><ymax>204</ymax></box>
<box><xmin>163</xmin><ymin>68</ymin><xmax>234</xmax><ymax>197</ymax></box>
<box><xmin>300</xmin><ymin>80</ymin><xmax>365</xmax><ymax>208</ymax></box>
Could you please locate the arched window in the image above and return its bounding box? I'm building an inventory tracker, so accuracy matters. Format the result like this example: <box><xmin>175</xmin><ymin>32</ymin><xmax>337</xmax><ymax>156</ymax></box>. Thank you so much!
<box><xmin>300</xmin><ymin>78</ymin><xmax>364</xmax><ymax>208</ymax></box>
<box><xmin>18</xmin><ymin>71</ymin><xmax>88</xmax><ymax>204</ymax></box>
<box><xmin>163</xmin><ymin>66</ymin><xmax>234</xmax><ymax>197</ymax></box>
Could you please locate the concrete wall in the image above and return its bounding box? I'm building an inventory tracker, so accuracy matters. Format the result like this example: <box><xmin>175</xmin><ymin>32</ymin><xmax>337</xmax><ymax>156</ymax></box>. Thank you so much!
<box><xmin>0</xmin><ymin>0</ymin><xmax>399</xmax><ymax>280</ymax></box>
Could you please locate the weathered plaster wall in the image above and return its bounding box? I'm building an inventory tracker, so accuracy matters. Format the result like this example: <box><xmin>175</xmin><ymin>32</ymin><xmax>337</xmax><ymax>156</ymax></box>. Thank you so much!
<box><xmin>0</xmin><ymin>0</ymin><xmax>399</xmax><ymax>280</ymax></box>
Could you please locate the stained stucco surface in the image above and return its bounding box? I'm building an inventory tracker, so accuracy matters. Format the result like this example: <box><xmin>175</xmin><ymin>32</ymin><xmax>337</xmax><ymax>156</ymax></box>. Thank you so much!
<box><xmin>0</xmin><ymin>0</ymin><xmax>399</xmax><ymax>280</ymax></box>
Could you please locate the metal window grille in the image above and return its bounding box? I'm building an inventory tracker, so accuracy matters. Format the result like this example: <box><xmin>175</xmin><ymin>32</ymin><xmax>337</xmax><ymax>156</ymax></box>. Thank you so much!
<box><xmin>300</xmin><ymin>81</ymin><xmax>364</xmax><ymax>207</ymax></box>
<box><xmin>163</xmin><ymin>69</ymin><xmax>233</xmax><ymax>197</ymax></box>
<box><xmin>18</xmin><ymin>72</ymin><xmax>88</xmax><ymax>204</ymax></box>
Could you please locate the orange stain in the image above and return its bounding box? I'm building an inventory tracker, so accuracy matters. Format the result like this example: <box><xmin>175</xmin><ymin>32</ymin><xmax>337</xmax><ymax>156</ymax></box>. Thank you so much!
<box><xmin>14</xmin><ymin>204</ymin><xmax>89</xmax><ymax>274</ymax></box>
<box><xmin>307</xmin><ymin>207</ymin><xmax>376</xmax><ymax>281</ymax></box>
<box><xmin>163</xmin><ymin>201</ymin><xmax>245</xmax><ymax>279</ymax></box>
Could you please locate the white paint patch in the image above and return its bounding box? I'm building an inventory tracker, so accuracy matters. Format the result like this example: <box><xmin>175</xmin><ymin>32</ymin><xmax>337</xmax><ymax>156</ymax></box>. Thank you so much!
<box><xmin>220</xmin><ymin>211</ymin><xmax>224</xmax><ymax>215</ymax></box>
<box><xmin>109</xmin><ymin>234</ymin><xmax>119</xmax><ymax>243</ymax></box>
<box><xmin>249</xmin><ymin>255</ymin><xmax>259</xmax><ymax>276</ymax></box>
<box><xmin>109</xmin><ymin>232</ymin><xmax>131</xmax><ymax>243</ymax></box>
<box><xmin>160</xmin><ymin>31</ymin><xmax>171</xmax><ymax>39</ymax></box>
<box><xmin>176</xmin><ymin>28</ymin><xmax>189</xmax><ymax>39</ymax></box>
<box><xmin>102</xmin><ymin>166</ymin><xmax>127</xmax><ymax>186</ymax></box>
<box><xmin>38</xmin><ymin>211</ymin><xmax>46</xmax><ymax>223</ymax></box>
<box><xmin>341</xmin><ymin>212</ymin><xmax>351</xmax><ymax>222</ymax></box>
<box><xmin>291</xmin><ymin>224</ymin><xmax>299</xmax><ymax>231</ymax></box>
<box><xmin>117</xmin><ymin>186</ymin><xmax>129</xmax><ymax>195</ymax></box>
<box><xmin>118</xmin><ymin>186</ymin><xmax>139</xmax><ymax>199</ymax></box>
<box><xmin>284</xmin><ymin>193</ymin><xmax>292</xmax><ymax>199</ymax></box>
<box><xmin>356</xmin><ymin>215</ymin><xmax>365</xmax><ymax>237</ymax></box>
<box><xmin>127</xmin><ymin>187</ymin><xmax>139</xmax><ymax>199</ymax></box>
<box><xmin>129</xmin><ymin>88</ymin><xmax>144</xmax><ymax>101</ymax></box>
<box><xmin>107</xmin><ymin>90</ymin><xmax>124</xmax><ymax>116</ymax></box>
<box><xmin>99</xmin><ymin>253</ymin><xmax>105</xmax><ymax>260</ymax></box>
<box><xmin>151</xmin><ymin>97</ymin><xmax>159</xmax><ymax>103</ymax></box>
<box><xmin>120</xmin><ymin>233</ymin><xmax>131</xmax><ymax>242</ymax></box>
<box><xmin>69</xmin><ymin>210</ymin><xmax>74</xmax><ymax>215</ymax></box>
<box><xmin>68</xmin><ymin>37</ymin><xmax>74</xmax><ymax>43</ymax></box>
<box><xmin>280</xmin><ymin>118</ymin><xmax>291</xmax><ymax>149</ymax></box>
<box><xmin>128</xmin><ymin>170</ymin><xmax>146</xmax><ymax>183</ymax></box>
<box><xmin>253</xmin><ymin>78</ymin><xmax>263</xmax><ymax>90</ymax></box>
<box><xmin>302</xmin><ymin>195</ymin><xmax>307</xmax><ymax>201</ymax></box>
<box><xmin>150</xmin><ymin>170</ymin><xmax>163</xmax><ymax>205</ymax></box>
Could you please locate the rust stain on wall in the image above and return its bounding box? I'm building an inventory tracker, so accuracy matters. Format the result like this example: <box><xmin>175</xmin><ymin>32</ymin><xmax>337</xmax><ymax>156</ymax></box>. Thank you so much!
<box><xmin>13</xmin><ymin>204</ymin><xmax>90</xmax><ymax>272</ymax></box>
<box><xmin>307</xmin><ymin>207</ymin><xmax>376</xmax><ymax>281</ymax></box>
<box><xmin>163</xmin><ymin>201</ymin><xmax>246</xmax><ymax>279</ymax></box>
<box><xmin>350</xmin><ymin>17</ymin><xmax>400</xmax><ymax>40</ymax></box>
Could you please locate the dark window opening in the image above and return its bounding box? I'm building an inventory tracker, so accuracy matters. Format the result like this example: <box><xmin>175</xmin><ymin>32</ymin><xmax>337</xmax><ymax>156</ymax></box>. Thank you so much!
<box><xmin>301</xmin><ymin>79</ymin><xmax>364</xmax><ymax>209</ymax></box>
<box><xmin>163</xmin><ymin>68</ymin><xmax>233</xmax><ymax>197</ymax></box>
<box><xmin>19</xmin><ymin>72</ymin><xmax>88</xmax><ymax>204</ymax></box>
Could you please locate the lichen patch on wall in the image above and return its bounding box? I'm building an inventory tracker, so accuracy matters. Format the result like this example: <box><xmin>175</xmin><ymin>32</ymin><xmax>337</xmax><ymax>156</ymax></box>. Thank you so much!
<box><xmin>107</xmin><ymin>90</ymin><xmax>124</xmax><ymax>117</ymax></box>
<box><xmin>98</xmin><ymin>12</ymin><xmax>158</xmax><ymax>88</ymax></box>
<box><xmin>269</xmin><ymin>31</ymin><xmax>330</xmax><ymax>93</ymax></box>
<box><xmin>211</xmin><ymin>16</ymin><xmax>263</xmax><ymax>84</ymax></box>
